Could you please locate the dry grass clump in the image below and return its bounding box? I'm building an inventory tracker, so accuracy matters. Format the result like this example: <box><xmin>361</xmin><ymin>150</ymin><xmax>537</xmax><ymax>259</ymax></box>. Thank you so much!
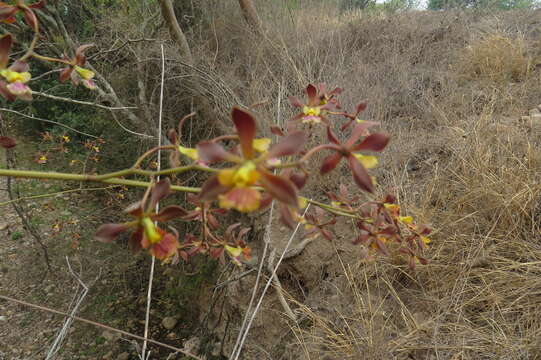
<box><xmin>456</xmin><ymin>33</ymin><xmax>534</xmax><ymax>84</ymax></box>
<box><xmin>182</xmin><ymin>4</ymin><xmax>541</xmax><ymax>359</ymax></box>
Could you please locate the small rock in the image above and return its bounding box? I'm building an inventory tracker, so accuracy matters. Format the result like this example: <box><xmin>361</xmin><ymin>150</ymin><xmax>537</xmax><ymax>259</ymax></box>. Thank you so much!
<box><xmin>161</xmin><ymin>316</ymin><xmax>178</xmax><ymax>330</ymax></box>
<box><xmin>183</xmin><ymin>336</ymin><xmax>201</xmax><ymax>354</ymax></box>
<box><xmin>0</xmin><ymin>316</ymin><xmax>7</xmax><ymax>321</ymax></box>
<box><xmin>0</xmin><ymin>223</ymin><xmax>9</xmax><ymax>231</ymax></box>
<box><xmin>117</xmin><ymin>352</ymin><xmax>129</xmax><ymax>360</ymax></box>
<box><xmin>101</xmin><ymin>330</ymin><xmax>118</xmax><ymax>342</ymax></box>
<box><xmin>529</xmin><ymin>108</ymin><xmax>541</xmax><ymax>116</ymax></box>
<box><xmin>531</xmin><ymin>113</ymin><xmax>541</xmax><ymax>121</ymax></box>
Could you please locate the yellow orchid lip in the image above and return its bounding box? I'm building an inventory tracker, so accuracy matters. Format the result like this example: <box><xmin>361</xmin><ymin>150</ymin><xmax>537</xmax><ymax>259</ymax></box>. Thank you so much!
<box><xmin>218</xmin><ymin>161</ymin><xmax>259</xmax><ymax>188</ymax></box>
<box><xmin>252</xmin><ymin>138</ymin><xmax>271</xmax><ymax>153</ymax></box>
<box><xmin>0</xmin><ymin>69</ymin><xmax>31</xmax><ymax>84</ymax></box>
<box><xmin>303</xmin><ymin>106</ymin><xmax>321</xmax><ymax>117</ymax></box>
<box><xmin>178</xmin><ymin>145</ymin><xmax>198</xmax><ymax>160</ymax></box>
<box><xmin>74</xmin><ymin>65</ymin><xmax>95</xmax><ymax>80</ymax></box>
<box><xmin>353</xmin><ymin>153</ymin><xmax>378</xmax><ymax>169</ymax></box>
<box><xmin>141</xmin><ymin>217</ymin><xmax>162</xmax><ymax>244</ymax></box>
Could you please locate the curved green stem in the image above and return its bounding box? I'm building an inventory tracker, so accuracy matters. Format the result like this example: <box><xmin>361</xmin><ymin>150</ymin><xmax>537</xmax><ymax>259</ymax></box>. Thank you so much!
<box><xmin>0</xmin><ymin>169</ymin><xmax>201</xmax><ymax>193</ymax></box>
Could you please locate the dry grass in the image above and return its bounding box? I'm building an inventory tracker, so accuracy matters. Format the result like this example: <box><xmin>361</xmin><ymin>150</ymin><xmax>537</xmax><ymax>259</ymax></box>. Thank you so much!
<box><xmin>84</xmin><ymin>3</ymin><xmax>541</xmax><ymax>359</ymax></box>
<box><xmin>179</xmin><ymin>3</ymin><xmax>541</xmax><ymax>359</ymax></box>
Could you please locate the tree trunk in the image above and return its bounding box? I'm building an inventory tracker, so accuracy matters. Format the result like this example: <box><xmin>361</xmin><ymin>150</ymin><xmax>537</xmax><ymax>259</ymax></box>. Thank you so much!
<box><xmin>157</xmin><ymin>0</ymin><xmax>193</xmax><ymax>64</ymax></box>
<box><xmin>238</xmin><ymin>0</ymin><xmax>263</xmax><ymax>33</ymax></box>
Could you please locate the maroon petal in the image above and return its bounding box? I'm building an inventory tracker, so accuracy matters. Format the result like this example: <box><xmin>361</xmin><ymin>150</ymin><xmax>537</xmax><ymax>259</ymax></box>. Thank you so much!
<box><xmin>259</xmin><ymin>170</ymin><xmax>298</xmax><ymax>208</ymax></box>
<box><xmin>152</xmin><ymin>205</ymin><xmax>187</xmax><ymax>222</ymax></box>
<box><xmin>22</xmin><ymin>8</ymin><xmax>38</xmax><ymax>30</ymax></box>
<box><xmin>278</xmin><ymin>203</ymin><xmax>297</xmax><ymax>229</ymax></box>
<box><xmin>305</xmin><ymin>84</ymin><xmax>318</xmax><ymax>105</ymax></box>
<box><xmin>197</xmin><ymin>141</ymin><xmax>236</xmax><ymax>163</ymax></box>
<box><xmin>59</xmin><ymin>67</ymin><xmax>73</xmax><ymax>83</ymax></box>
<box><xmin>347</xmin><ymin>154</ymin><xmax>374</xmax><ymax>193</ymax></box>
<box><xmin>267</xmin><ymin>131</ymin><xmax>306</xmax><ymax>158</ymax></box>
<box><xmin>149</xmin><ymin>178</ymin><xmax>171</xmax><ymax>210</ymax></box>
<box><xmin>95</xmin><ymin>223</ymin><xmax>129</xmax><ymax>243</ymax></box>
<box><xmin>320</xmin><ymin>153</ymin><xmax>343</xmax><ymax>174</ymax></box>
<box><xmin>0</xmin><ymin>6</ymin><xmax>17</xmax><ymax>22</ymax></box>
<box><xmin>124</xmin><ymin>201</ymin><xmax>144</xmax><ymax>217</ymax></box>
<box><xmin>29</xmin><ymin>0</ymin><xmax>47</xmax><ymax>9</ymax></box>
<box><xmin>270</xmin><ymin>125</ymin><xmax>285</xmax><ymax>137</ymax></box>
<box><xmin>129</xmin><ymin>228</ymin><xmax>143</xmax><ymax>253</ymax></box>
<box><xmin>231</xmin><ymin>107</ymin><xmax>256</xmax><ymax>159</ymax></box>
<box><xmin>289</xmin><ymin>172</ymin><xmax>307</xmax><ymax>190</ymax></box>
<box><xmin>9</xmin><ymin>60</ymin><xmax>29</xmax><ymax>73</ymax></box>
<box><xmin>321</xmin><ymin>229</ymin><xmax>334</xmax><ymax>241</ymax></box>
<box><xmin>345</xmin><ymin>121</ymin><xmax>380</xmax><ymax>148</ymax></box>
<box><xmin>327</xmin><ymin>126</ymin><xmax>340</xmax><ymax>145</ymax></box>
<box><xmin>75</xmin><ymin>44</ymin><xmax>94</xmax><ymax>65</ymax></box>
<box><xmin>199</xmin><ymin>175</ymin><xmax>230</xmax><ymax>202</ymax></box>
<box><xmin>288</xmin><ymin>96</ymin><xmax>303</xmax><ymax>108</ymax></box>
<box><xmin>0</xmin><ymin>33</ymin><xmax>12</xmax><ymax>69</ymax></box>
<box><xmin>352</xmin><ymin>133</ymin><xmax>390</xmax><ymax>152</ymax></box>
<box><xmin>355</xmin><ymin>102</ymin><xmax>367</xmax><ymax>116</ymax></box>
<box><xmin>0</xmin><ymin>135</ymin><xmax>16</xmax><ymax>148</ymax></box>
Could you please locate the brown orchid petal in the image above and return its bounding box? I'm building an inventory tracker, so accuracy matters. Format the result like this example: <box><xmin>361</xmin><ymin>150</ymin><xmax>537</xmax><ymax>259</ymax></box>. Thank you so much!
<box><xmin>326</xmin><ymin>126</ymin><xmax>340</xmax><ymax>145</ymax></box>
<box><xmin>329</xmin><ymin>87</ymin><xmax>343</xmax><ymax>96</ymax></box>
<box><xmin>231</xmin><ymin>107</ymin><xmax>257</xmax><ymax>159</ymax></box>
<box><xmin>95</xmin><ymin>223</ymin><xmax>129</xmax><ymax>243</ymax></box>
<box><xmin>207</xmin><ymin>214</ymin><xmax>220</xmax><ymax>229</ymax></box>
<box><xmin>0</xmin><ymin>135</ymin><xmax>16</xmax><ymax>148</ymax></box>
<box><xmin>288</xmin><ymin>96</ymin><xmax>303</xmax><ymax>108</ymax></box>
<box><xmin>267</xmin><ymin>131</ymin><xmax>306</xmax><ymax>158</ymax></box>
<box><xmin>375</xmin><ymin>238</ymin><xmax>390</xmax><ymax>256</ymax></box>
<box><xmin>59</xmin><ymin>67</ymin><xmax>72</xmax><ymax>83</ymax></box>
<box><xmin>258</xmin><ymin>193</ymin><xmax>273</xmax><ymax>210</ymax></box>
<box><xmin>199</xmin><ymin>175</ymin><xmax>230</xmax><ymax>202</ymax></box>
<box><xmin>124</xmin><ymin>201</ymin><xmax>144</xmax><ymax>217</ymax></box>
<box><xmin>352</xmin><ymin>133</ymin><xmax>390</xmax><ymax>152</ymax></box>
<box><xmin>305</xmin><ymin>84</ymin><xmax>318</xmax><ymax>105</ymax></box>
<box><xmin>0</xmin><ymin>33</ymin><xmax>12</xmax><ymax>69</ymax></box>
<box><xmin>347</xmin><ymin>154</ymin><xmax>374</xmax><ymax>193</ymax></box>
<box><xmin>149</xmin><ymin>178</ymin><xmax>171</xmax><ymax>210</ymax></box>
<box><xmin>75</xmin><ymin>44</ymin><xmax>94</xmax><ymax>65</ymax></box>
<box><xmin>22</xmin><ymin>8</ymin><xmax>38</xmax><ymax>30</ymax></box>
<box><xmin>70</xmin><ymin>69</ymin><xmax>80</xmax><ymax>85</ymax></box>
<box><xmin>345</xmin><ymin>121</ymin><xmax>380</xmax><ymax>148</ymax></box>
<box><xmin>9</xmin><ymin>60</ymin><xmax>28</xmax><ymax>73</ymax></box>
<box><xmin>289</xmin><ymin>172</ymin><xmax>307</xmax><ymax>190</ymax></box>
<box><xmin>321</xmin><ymin>229</ymin><xmax>334</xmax><ymax>241</ymax></box>
<box><xmin>197</xmin><ymin>141</ymin><xmax>236</xmax><ymax>163</ymax></box>
<box><xmin>270</xmin><ymin>125</ymin><xmax>285</xmax><ymax>137</ymax></box>
<box><xmin>278</xmin><ymin>203</ymin><xmax>297</xmax><ymax>229</ymax></box>
<box><xmin>28</xmin><ymin>0</ymin><xmax>46</xmax><ymax>9</ymax></box>
<box><xmin>167</xmin><ymin>129</ymin><xmax>178</xmax><ymax>145</ymax></box>
<box><xmin>129</xmin><ymin>228</ymin><xmax>143</xmax><ymax>253</ymax></box>
<box><xmin>340</xmin><ymin>119</ymin><xmax>355</xmax><ymax>132</ymax></box>
<box><xmin>259</xmin><ymin>171</ymin><xmax>298</xmax><ymax>208</ymax></box>
<box><xmin>320</xmin><ymin>152</ymin><xmax>343</xmax><ymax>174</ymax></box>
<box><xmin>0</xmin><ymin>6</ymin><xmax>17</xmax><ymax>22</ymax></box>
<box><xmin>355</xmin><ymin>102</ymin><xmax>367</xmax><ymax>116</ymax></box>
<box><xmin>152</xmin><ymin>205</ymin><xmax>188</xmax><ymax>222</ymax></box>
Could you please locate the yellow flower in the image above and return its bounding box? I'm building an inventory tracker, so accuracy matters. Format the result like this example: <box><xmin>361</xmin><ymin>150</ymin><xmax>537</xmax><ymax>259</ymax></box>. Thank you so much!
<box><xmin>298</xmin><ymin>197</ymin><xmax>308</xmax><ymax>209</ymax></box>
<box><xmin>62</xmin><ymin>135</ymin><xmax>70</xmax><ymax>143</ymax></box>
<box><xmin>252</xmin><ymin>138</ymin><xmax>271</xmax><ymax>153</ymax></box>
<box><xmin>218</xmin><ymin>161</ymin><xmax>259</xmax><ymax>188</ymax></box>
<box><xmin>356</xmin><ymin>118</ymin><xmax>366</xmax><ymax>124</ymax></box>
<box><xmin>303</xmin><ymin>106</ymin><xmax>321</xmax><ymax>117</ymax></box>
<box><xmin>225</xmin><ymin>245</ymin><xmax>242</xmax><ymax>258</ymax></box>
<box><xmin>0</xmin><ymin>69</ymin><xmax>31</xmax><ymax>83</ymax></box>
<box><xmin>353</xmin><ymin>153</ymin><xmax>378</xmax><ymax>169</ymax></box>
<box><xmin>74</xmin><ymin>65</ymin><xmax>95</xmax><ymax>80</ymax></box>
<box><xmin>384</xmin><ymin>203</ymin><xmax>400</xmax><ymax>211</ymax></box>
<box><xmin>399</xmin><ymin>216</ymin><xmax>413</xmax><ymax>224</ymax></box>
<box><xmin>178</xmin><ymin>145</ymin><xmax>198</xmax><ymax>160</ymax></box>
<box><xmin>421</xmin><ymin>236</ymin><xmax>431</xmax><ymax>245</ymax></box>
<box><xmin>331</xmin><ymin>201</ymin><xmax>342</xmax><ymax>208</ymax></box>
